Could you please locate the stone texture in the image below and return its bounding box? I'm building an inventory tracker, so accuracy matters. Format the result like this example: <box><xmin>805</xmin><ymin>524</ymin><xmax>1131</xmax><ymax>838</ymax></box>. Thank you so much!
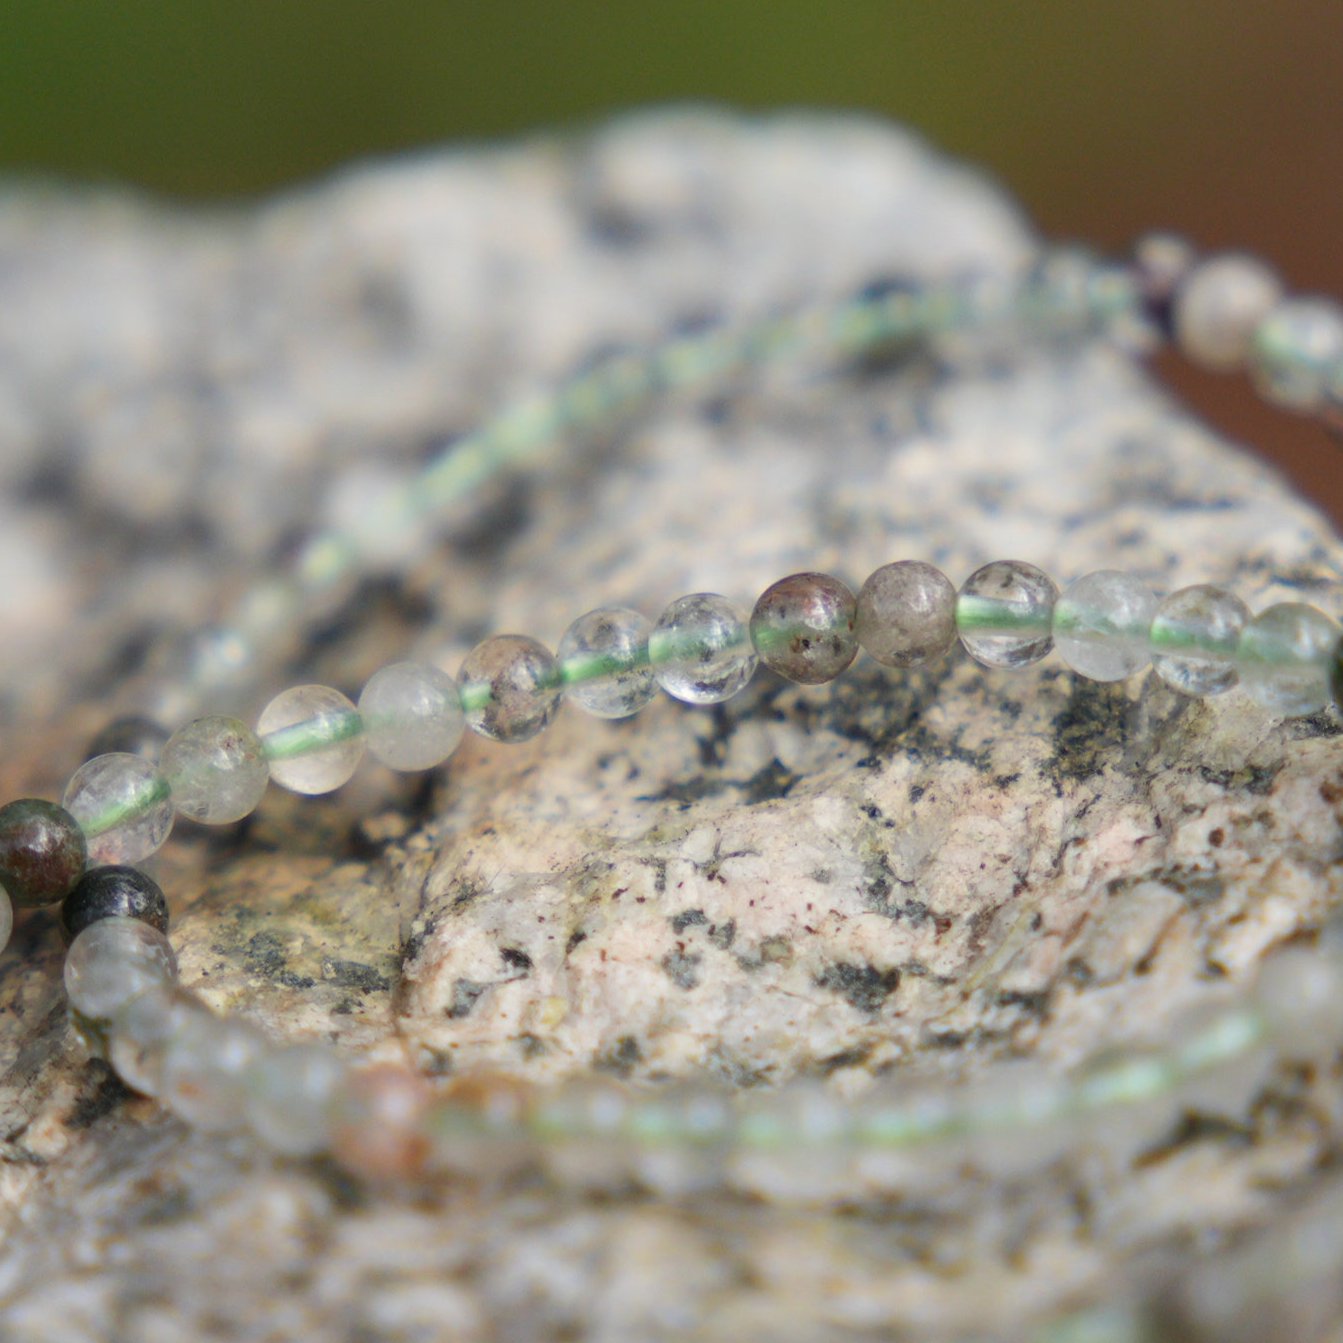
<box><xmin>0</xmin><ymin>110</ymin><xmax>1341</xmax><ymax>1341</ymax></box>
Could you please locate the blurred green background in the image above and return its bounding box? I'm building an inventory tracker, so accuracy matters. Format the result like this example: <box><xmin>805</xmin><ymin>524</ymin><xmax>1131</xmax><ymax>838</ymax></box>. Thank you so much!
<box><xmin>3</xmin><ymin>1</ymin><xmax>1341</xmax><ymax>516</ymax></box>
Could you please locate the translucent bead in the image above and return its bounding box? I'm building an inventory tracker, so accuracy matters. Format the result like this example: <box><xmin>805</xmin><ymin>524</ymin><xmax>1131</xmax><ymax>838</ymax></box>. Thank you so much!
<box><xmin>64</xmin><ymin>916</ymin><xmax>178</xmax><ymax>1021</ymax></box>
<box><xmin>749</xmin><ymin>573</ymin><xmax>858</xmax><ymax>685</ymax></box>
<box><xmin>161</xmin><ymin>715</ymin><xmax>269</xmax><ymax>824</ymax></box>
<box><xmin>257</xmin><ymin>685</ymin><xmax>364</xmax><ymax>794</ymax></box>
<box><xmin>1052</xmin><ymin>570</ymin><xmax>1158</xmax><ymax>682</ymax></box>
<box><xmin>63</xmin><ymin>753</ymin><xmax>174</xmax><ymax>865</ymax></box>
<box><xmin>84</xmin><ymin>715</ymin><xmax>169</xmax><ymax>764</ymax></box>
<box><xmin>558</xmin><ymin>607</ymin><xmax>656</xmax><ymax>718</ymax></box>
<box><xmin>956</xmin><ymin>561</ymin><xmax>1059</xmax><ymax>669</ymax></box>
<box><xmin>855</xmin><ymin>560</ymin><xmax>957</xmax><ymax>668</ymax></box>
<box><xmin>330</xmin><ymin>1063</ymin><xmax>434</xmax><ymax>1180</ymax></box>
<box><xmin>108</xmin><ymin>986</ymin><xmax>210</xmax><ymax>1096</ymax></box>
<box><xmin>358</xmin><ymin>661</ymin><xmax>465</xmax><ymax>769</ymax></box>
<box><xmin>161</xmin><ymin>1010</ymin><xmax>268</xmax><ymax>1129</ymax></box>
<box><xmin>1237</xmin><ymin>602</ymin><xmax>1342</xmax><ymax>716</ymax></box>
<box><xmin>0</xmin><ymin>798</ymin><xmax>87</xmax><ymax>908</ymax></box>
<box><xmin>62</xmin><ymin>864</ymin><xmax>169</xmax><ymax>942</ymax></box>
<box><xmin>649</xmin><ymin>593</ymin><xmax>757</xmax><ymax>704</ymax></box>
<box><xmin>1173</xmin><ymin>252</ymin><xmax>1282</xmax><ymax>371</ymax></box>
<box><xmin>244</xmin><ymin>1042</ymin><xmax>345</xmax><ymax>1156</ymax></box>
<box><xmin>458</xmin><ymin>635</ymin><xmax>563</xmax><ymax>743</ymax></box>
<box><xmin>1150</xmin><ymin>585</ymin><xmax>1249</xmax><ymax>696</ymax></box>
<box><xmin>1250</xmin><ymin>297</ymin><xmax>1343</xmax><ymax>411</ymax></box>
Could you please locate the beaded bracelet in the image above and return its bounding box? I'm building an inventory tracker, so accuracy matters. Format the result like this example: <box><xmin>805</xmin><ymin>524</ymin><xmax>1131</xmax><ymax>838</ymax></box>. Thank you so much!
<box><xmin>2</xmin><ymin>232</ymin><xmax>1342</xmax><ymax>1183</ymax></box>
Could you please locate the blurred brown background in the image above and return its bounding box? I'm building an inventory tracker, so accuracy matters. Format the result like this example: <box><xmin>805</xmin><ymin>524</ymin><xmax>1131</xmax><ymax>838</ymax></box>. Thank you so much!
<box><xmin>2</xmin><ymin>1</ymin><xmax>1340</xmax><ymax>521</ymax></box>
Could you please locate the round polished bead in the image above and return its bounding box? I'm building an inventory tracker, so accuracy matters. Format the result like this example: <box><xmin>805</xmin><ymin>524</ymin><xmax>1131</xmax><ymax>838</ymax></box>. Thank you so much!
<box><xmin>108</xmin><ymin>986</ymin><xmax>210</xmax><ymax>1096</ymax></box>
<box><xmin>558</xmin><ymin>607</ymin><xmax>656</xmax><ymax>718</ymax></box>
<box><xmin>161</xmin><ymin>1011</ymin><xmax>268</xmax><ymax>1129</ymax></box>
<box><xmin>855</xmin><ymin>561</ymin><xmax>957</xmax><ymax>668</ymax></box>
<box><xmin>61</xmin><ymin>864</ymin><xmax>169</xmax><ymax>942</ymax></box>
<box><xmin>330</xmin><ymin>1064</ymin><xmax>435</xmax><ymax>1180</ymax></box>
<box><xmin>64</xmin><ymin>916</ymin><xmax>178</xmax><ymax>1021</ymax></box>
<box><xmin>358</xmin><ymin>661</ymin><xmax>465</xmax><ymax>769</ymax></box>
<box><xmin>1150</xmin><ymin>585</ymin><xmax>1249</xmax><ymax>697</ymax></box>
<box><xmin>63</xmin><ymin>754</ymin><xmax>174</xmax><ymax>866</ymax></box>
<box><xmin>161</xmin><ymin>715</ymin><xmax>269</xmax><ymax>824</ymax></box>
<box><xmin>244</xmin><ymin>1043</ymin><xmax>345</xmax><ymax>1156</ymax></box>
<box><xmin>749</xmin><ymin>573</ymin><xmax>858</xmax><ymax>685</ymax></box>
<box><xmin>85</xmin><ymin>715</ymin><xmax>169</xmax><ymax>764</ymax></box>
<box><xmin>956</xmin><ymin>561</ymin><xmax>1059</xmax><ymax>669</ymax></box>
<box><xmin>1250</xmin><ymin>297</ymin><xmax>1343</xmax><ymax>411</ymax></box>
<box><xmin>1173</xmin><ymin>252</ymin><xmax>1283</xmax><ymax>371</ymax></box>
<box><xmin>257</xmin><ymin>685</ymin><xmax>364</xmax><ymax>794</ymax></box>
<box><xmin>649</xmin><ymin>593</ymin><xmax>757</xmax><ymax>704</ymax></box>
<box><xmin>458</xmin><ymin>635</ymin><xmax>562</xmax><ymax>743</ymax></box>
<box><xmin>1238</xmin><ymin>602</ymin><xmax>1342</xmax><ymax>716</ymax></box>
<box><xmin>1052</xmin><ymin>570</ymin><xmax>1158</xmax><ymax>682</ymax></box>
<box><xmin>0</xmin><ymin>799</ymin><xmax>88</xmax><ymax>908</ymax></box>
<box><xmin>0</xmin><ymin>886</ymin><xmax>11</xmax><ymax>954</ymax></box>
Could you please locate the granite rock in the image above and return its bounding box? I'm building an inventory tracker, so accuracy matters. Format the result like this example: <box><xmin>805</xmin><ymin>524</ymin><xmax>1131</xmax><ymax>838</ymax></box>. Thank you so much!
<box><xmin>0</xmin><ymin>109</ymin><xmax>1341</xmax><ymax>1342</ymax></box>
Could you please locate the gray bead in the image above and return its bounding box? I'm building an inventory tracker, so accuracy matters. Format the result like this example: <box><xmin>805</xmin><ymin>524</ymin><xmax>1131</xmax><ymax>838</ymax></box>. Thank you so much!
<box><xmin>1174</xmin><ymin>252</ymin><xmax>1282</xmax><ymax>372</ymax></box>
<box><xmin>749</xmin><ymin>573</ymin><xmax>857</xmax><ymax>685</ymax></box>
<box><xmin>1150</xmin><ymin>585</ymin><xmax>1248</xmax><ymax>696</ymax></box>
<box><xmin>459</xmin><ymin>635</ymin><xmax>562</xmax><ymax>743</ymax></box>
<box><xmin>558</xmin><ymin>607</ymin><xmax>656</xmax><ymax>718</ymax></box>
<box><xmin>956</xmin><ymin>561</ymin><xmax>1058</xmax><ymax>669</ymax></box>
<box><xmin>855</xmin><ymin>561</ymin><xmax>957</xmax><ymax>668</ymax></box>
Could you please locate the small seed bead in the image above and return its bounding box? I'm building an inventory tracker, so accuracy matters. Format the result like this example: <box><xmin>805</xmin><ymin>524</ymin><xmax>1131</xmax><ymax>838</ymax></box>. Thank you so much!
<box><xmin>257</xmin><ymin>685</ymin><xmax>365</xmax><ymax>794</ymax></box>
<box><xmin>459</xmin><ymin>635</ymin><xmax>563</xmax><ymax>743</ymax></box>
<box><xmin>649</xmin><ymin>593</ymin><xmax>757</xmax><ymax>705</ymax></box>
<box><xmin>62</xmin><ymin>753</ymin><xmax>174</xmax><ymax>865</ymax></box>
<box><xmin>557</xmin><ymin>607</ymin><xmax>656</xmax><ymax>719</ymax></box>
<box><xmin>749</xmin><ymin>572</ymin><xmax>858</xmax><ymax>685</ymax></box>
<box><xmin>61</xmin><ymin>865</ymin><xmax>169</xmax><ymax>942</ymax></box>
<box><xmin>0</xmin><ymin>799</ymin><xmax>88</xmax><ymax>908</ymax></box>
<box><xmin>1237</xmin><ymin>602</ymin><xmax>1342</xmax><ymax>717</ymax></box>
<box><xmin>855</xmin><ymin>560</ymin><xmax>957</xmax><ymax>669</ymax></box>
<box><xmin>1052</xmin><ymin>570</ymin><xmax>1158</xmax><ymax>682</ymax></box>
<box><xmin>358</xmin><ymin>661</ymin><xmax>465</xmax><ymax>769</ymax></box>
<box><xmin>956</xmin><ymin>560</ymin><xmax>1058</xmax><ymax>669</ymax></box>
<box><xmin>161</xmin><ymin>715</ymin><xmax>270</xmax><ymax>824</ymax></box>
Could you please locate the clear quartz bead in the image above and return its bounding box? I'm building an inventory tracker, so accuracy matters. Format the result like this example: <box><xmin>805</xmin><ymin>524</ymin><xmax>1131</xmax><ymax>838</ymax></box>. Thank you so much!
<box><xmin>161</xmin><ymin>715</ymin><xmax>269</xmax><ymax>824</ymax></box>
<box><xmin>1173</xmin><ymin>252</ymin><xmax>1283</xmax><ymax>371</ymax></box>
<box><xmin>358</xmin><ymin>661</ymin><xmax>465</xmax><ymax>769</ymax></box>
<box><xmin>855</xmin><ymin>560</ymin><xmax>957</xmax><ymax>668</ymax></box>
<box><xmin>649</xmin><ymin>593</ymin><xmax>757</xmax><ymax>704</ymax></box>
<box><xmin>64</xmin><ymin>916</ymin><xmax>178</xmax><ymax>1021</ymax></box>
<box><xmin>956</xmin><ymin>561</ymin><xmax>1059</xmax><ymax>668</ymax></box>
<box><xmin>257</xmin><ymin>685</ymin><xmax>364</xmax><ymax>794</ymax></box>
<box><xmin>63</xmin><ymin>753</ymin><xmax>174</xmax><ymax>865</ymax></box>
<box><xmin>108</xmin><ymin>986</ymin><xmax>210</xmax><ymax>1096</ymax></box>
<box><xmin>558</xmin><ymin>607</ymin><xmax>656</xmax><ymax>718</ymax></box>
<box><xmin>749</xmin><ymin>573</ymin><xmax>858</xmax><ymax>685</ymax></box>
<box><xmin>1052</xmin><ymin>570</ymin><xmax>1158</xmax><ymax>682</ymax></box>
<box><xmin>1237</xmin><ymin>602</ymin><xmax>1342</xmax><ymax>716</ymax></box>
<box><xmin>1250</xmin><ymin>297</ymin><xmax>1343</xmax><ymax>411</ymax></box>
<box><xmin>458</xmin><ymin>635</ymin><xmax>563</xmax><ymax>743</ymax></box>
<box><xmin>161</xmin><ymin>1010</ymin><xmax>268</xmax><ymax>1129</ymax></box>
<box><xmin>244</xmin><ymin>1042</ymin><xmax>346</xmax><ymax>1156</ymax></box>
<box><xmin>1149</xmin><ymin>585</ymin><xmax>1249</xmax><ymax>696</ymax></box>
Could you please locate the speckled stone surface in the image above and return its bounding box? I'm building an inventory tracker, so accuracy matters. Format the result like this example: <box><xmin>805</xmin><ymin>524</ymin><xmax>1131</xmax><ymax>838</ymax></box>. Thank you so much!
<box><xmin>0</xmin><ymin>110</ymin><xmax>1341</xmax><ymax>1342</ymax></box>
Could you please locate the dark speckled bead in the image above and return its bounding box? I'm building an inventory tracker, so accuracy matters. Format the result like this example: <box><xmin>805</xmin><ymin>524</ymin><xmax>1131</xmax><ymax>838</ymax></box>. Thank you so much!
<box><xmin>749</xmin><ymin>572</ymin><xmax>858</xmax><ymax>685</ymax></box>
<box><xmin>1332</xmin><ymin>632</ymin><xmax>1343</xmax><ymax>714</ymax></box>
<box><xmin>61</xmin><ymin>865</ymin><xmax>169</xmax><ymax>942</ymax></box>
<box><xmin>85</xmin><ymin>715</ymin><xmax>170</xmax><ymax>764</ymax></box>
<box><xmin>0</xmin><ymin>799</ymin><xmax>88</xmax><ymax>908</ymax></box>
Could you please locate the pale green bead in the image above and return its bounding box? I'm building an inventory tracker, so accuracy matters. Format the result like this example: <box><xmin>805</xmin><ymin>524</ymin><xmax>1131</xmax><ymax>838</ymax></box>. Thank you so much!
<box><xmin>358</xmin><ymin>662</ymin><xmax>465</xmax><ymax>770</ymax></box>
<box><xmin>257</xmin><ymin>685</ymin><xmax>365</xmax><ymax>794</ymax></box>
<box><xmin>161</xmin><ymin>715</ymin><xmax>269</xmax><ymax>824</ymax></box>
<box><xmin>64</xmin><ymin>916</ymin><xmax>178</xmax><ymax>1021</ymax></box>
<box><xmin>1237</xmin><ymin>602</ymin><xmax>1341</xmax><ymax>716</ymax></box>
<box><xmin>1053</xmin><ymin>570</ymin><xmax>1157</xmax><ymax>682</ymax></box>
<box><xmin>63</xmin><ymin>752</ymin><xmax>174</xmax><ymax>865</ymax></box>
<box><xmin>649</xmin><ymin>593</ymin><xmax>757</xmax><ymax>705</ymax></box>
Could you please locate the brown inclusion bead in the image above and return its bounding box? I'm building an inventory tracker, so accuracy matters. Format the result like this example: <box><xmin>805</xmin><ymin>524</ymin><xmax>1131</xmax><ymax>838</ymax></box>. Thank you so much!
<box><xmin>749</xmin><ymin>572</ymin><xmax>858</xmax><ymax>685</ymax></box>
<box><xmin>0</xmin><ymin>798</ymin><xmax>88</xmax><ymax>908</ymax></box>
